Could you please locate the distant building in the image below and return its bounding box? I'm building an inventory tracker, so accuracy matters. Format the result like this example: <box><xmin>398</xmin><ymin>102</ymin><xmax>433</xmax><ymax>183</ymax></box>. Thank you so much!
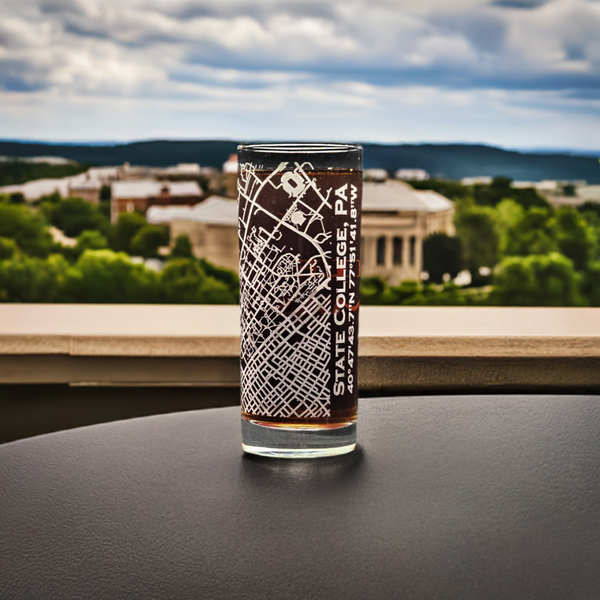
<box><xmin>86</xmin><ymin>167</ymin><xmax>119</xmax><ymax>184</ymax></box>
<box><xmin>111</xmin><ymin>180</ymin><xmax>202</xmax><ymax>223</ymax></box>
<box><xmin>364</xmin><ymin>169</ymin><xmax>389</xmax><ymax>182</ymax></box>
<box><xmin>221</xmin><ymin>154</ymin><xmax>238</xmax><ymax>199</ymax></box>
<box><xmin>223</xmin><ymin>155</ymin><xmax>238</xmax><ymax>174</ymax></box>
<box><xmin>147</xmin><ymin>197</ymin><xmax>238</xmax><ymax>272</ymax></box>
<box><xmin>115</xmin><ymin>162</ymin><xmax>204</xmax><ymax>181</ymax></box>
<box><xmin>117</xmin><ymin>162</ymin><xmax>153</xmax><ymax>181</ymax></box>
<box><xmin>149</xmin><ymin>182</ymin><xmax>454</xmax><ymax>283</ymax></box>
<box><xmin>361</xmin><ymin>180</ymin><xmax>455</xmax><ymax>284</ymax></box>
<box><xmin>512</xmin><ymin>180</ymin><xmax>559</xmax><ymax>191</ymax></box>
<box><xmin>550</xmin><ymin>183</ymin><xmax>600</xmax><ymax>208</ymax></box>
<box><xmin>500</xmin><ymin>179</ymin><xmax>597</xmax><ymax>207</ymax></box>
<box><xmin>0</xmin><ymin>178</ymin><xmax>69</xmax><ymax>200</ymax></box>
<box><xmin>163</xmin><ymin>163</ymin><xmax>201</xmax><ymax>176</ymax></box>
<box><xmin>395</xmin><ymin>169</ymin><xmax>430</xmax><ymax>181</ymax></box>
<box><xmin>0</xmin><ymin>165</ymin><xmax>117</xmax><ymax>201</ymax></box>
<box><xmin>461</xmin><ymin>176</ymin><xmax>493</xmax><ymax>185</ymax></box>
<box><xmin>577</xmin><ymin>185</ymin><xmax>600</xmax><ymax>203</ymax></box>
<box><xmin>69</xmin><ymin>179</ymin><xmax>101</xmax><ymax>203</ymax></box>
<box><xmin>199</xmin><ymin>166</ymin><xmax>219</xmax><ymax>177</ymax></box>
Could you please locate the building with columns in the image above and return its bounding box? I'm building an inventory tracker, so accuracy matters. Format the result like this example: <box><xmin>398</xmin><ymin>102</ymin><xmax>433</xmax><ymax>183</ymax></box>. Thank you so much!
<box><xmin>147</xmin><ymin>180</ymin><xmax>454</xmax><ymax>285</ymax></box>
<box><xmin>360</xmin><ymin>180</ymin><xmax>454</xmax><ymax>284</ymax></box>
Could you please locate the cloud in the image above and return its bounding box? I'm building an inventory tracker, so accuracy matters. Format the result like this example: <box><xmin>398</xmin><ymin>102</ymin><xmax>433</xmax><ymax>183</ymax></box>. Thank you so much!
<box><xmin>164</xmin><ymin>0</ymin><xmax>339</xmax><ymax>22</ymax></box>
<box><xmin>0</xmin><ymin>0</ymin><xmax>598</xmax><ymax>147</ymax></box>
<box><xmin>3</xmin><ymin>0</ymin><xmax>599</xmax><ymax>91</ymax></box>
<box><xmin>431</xmin><ymin>11</ymin><xmax>507</xmax><ymax>54</ymax></box>
<box><xmin>491</xmin><ymin>0</ymin><xmax>551</xmax><ymax>8</ymax></box>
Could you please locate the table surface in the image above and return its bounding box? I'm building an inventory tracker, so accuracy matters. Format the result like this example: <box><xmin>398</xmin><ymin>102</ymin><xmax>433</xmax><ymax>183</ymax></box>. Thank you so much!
<box><xmin>2</xmin><ymin>395</ymin><xmax>600</xmax><ymax>600</ymax></box>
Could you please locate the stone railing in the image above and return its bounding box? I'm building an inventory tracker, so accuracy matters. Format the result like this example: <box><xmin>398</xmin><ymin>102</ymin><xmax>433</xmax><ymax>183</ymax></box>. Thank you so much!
<box><xmin>1</xmin><ymin>304</ymin><xmax>599</xmax><ymax>394</ymax></box>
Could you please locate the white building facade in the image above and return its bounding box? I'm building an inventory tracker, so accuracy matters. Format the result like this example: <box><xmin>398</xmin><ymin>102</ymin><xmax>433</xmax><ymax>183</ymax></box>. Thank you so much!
<box><xmin>360</xmin><ymin>181</ymin><xmax>455</xmax><ymax>284</ymax></box>
<box><xmin>147</xmin><ymin>182</ymin><xmax>455</xmax><ymax>284</ymax></box>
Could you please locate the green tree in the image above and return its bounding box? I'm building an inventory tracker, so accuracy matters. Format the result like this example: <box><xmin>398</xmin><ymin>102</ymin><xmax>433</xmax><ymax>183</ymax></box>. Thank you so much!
<box><xmin>65</xmin><ymin>250</ymin><xmax>161</xmax><ymax>303</ymax></box>
<box><xmin>171</xmin><ymin>234</ymin><xmax>194</xmax><ymax>259</ymax></box>
<box><xmin>471</xmin><ymin>177</ymin><xmax>549</xmax><ymax>209</ymax></box>
<box><xmin>100</xmin><ymin>185</ymin><xmax>111</xmax><ymax>201</ymax></box>
<box><xmin>0</xmin><ymin>203</ymin><xmax>54</xmax><ymax>257</ymax></box>
<box><xmin>76</xmin><ymin>230</ymin><xmax>109</xmax><ymax>253</ymax></box>
<box><xmin>9</xmin><ymin>192</ymin><xmax>25</xmax><ymax>204</ymax></box>
<box><xmin>580</xmin><ymin>262</ymin><xmax>600</xmax><ymax>306</ymax></box>
<box><xmin>454</xmin><ymin>199</ymin><xmax>499</xmax><ymax>276</ymax></box>
<box><xmin>510</xmin><ymin>187</ymin><xmax>550</xmax><ymax>210</ymax></box>
<box><xmin>44</xmin><ymin>191</ymin><xmax>63</xmax><ymax>203</ymax></box>
<box><xmin>198</xmin><ymin>258</ymin><xmax>239</xmax><ymax>292</ymax></box>
<box><xmin>111</xmin><ymin>212</ymin><xmax>147</xmax><ymax>254</ymax></box>
<box><xmin>385</xmin><ymin>280</ymin><xmax>421</xmax><ymax>304</ymax></box>
<box><xmin>130</xmin><ymin>225</ymin><xmax>169</xmax><ymax>258</ymax></box>
<box><xmin>494</xmin><ymin>199</ymin><xmax>524</xmax><ymax>258</ymax></box>
<box><xmin>577</xmin><ymin>202</ymin><xmax>600</xmax><ymax>260</ymax></box>
<box><xmin>503</xmin><ymin>206</ymin><xmax>557</xmax><ymax>257</ymax></box>
<box><xmin>401</xmin><ymin>282</ymin><xmax>467</xmax><ymax>306</ymax></box>
<box><xmin>160</xmin><ymin>259</ymin><xmax>237</xmax><ymax>304</ymax></box>
<box><xmin>423</xmin><ymin>233</ymin><xmax>463</xmax><ymax>284</ymax></box>
<box><xmin>99</xmin><ymin>200</ymin><xmax>111</xmax><ymax>221</ymax></box>
<box><xmin>359</xmin><ymin>276</ymin><xmax>388</xmax><ymax>305</ymax></box>
<box><xmin>44</xmin><ymin>197</ymin><xmax>110</xmax><ymax>237</ymax></box>
<box><xmin>409</xmin><ymin>179</ymin><xmax>470</xmax><ymax>201</ymax></box>
<box><xmin>360</xmin><ymin>279</ymin><xmax>432</xmax><ymax>305</ymax></box>
<box><xmin>0</xmin><ymin>237</ymin><xmax>17</xmax><ymax>260</ymax></box>
<box><xmin>471</xmin><ymin>177</ymin><xmax>513</xmax><ymax>207</ymax></box>
<box><xmin>359</xmin><ymin>278</ymin><xmax>489</xmax><ymax>306</ymax></box>
<box><xmin>98</xmin><ymin>187</ymin><xmax>112</xmax><ymax>221</ymax></box>
<box><xmin>553</xmin><ymin>206</ymin><xmax>596</xmax><ymax>270</ymax></box>
<box><xmin>0</xmin><ymin>254</ymin><xmax>71</xmax><ymax>302</ymax></box>
<box><xmin>491</xmin><ymin>252</ymin><xmax>581</xmax><ymax>306</ymax></box>
<box><xmin>36</xmin><ymin>191</ymin><xmax>62</xmax><ymax>210</ymax></box>
<box><xmin>577</xmin><ymin>201</ymin><xmax>600</xmax><ymax>219</ymax></box>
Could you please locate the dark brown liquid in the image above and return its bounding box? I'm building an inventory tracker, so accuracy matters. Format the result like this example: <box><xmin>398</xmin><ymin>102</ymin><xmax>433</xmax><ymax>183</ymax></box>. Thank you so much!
<box><xmin>238</xmin><ymin>167</ymin><xmax>362</xmax><ymax>429</ymax></box>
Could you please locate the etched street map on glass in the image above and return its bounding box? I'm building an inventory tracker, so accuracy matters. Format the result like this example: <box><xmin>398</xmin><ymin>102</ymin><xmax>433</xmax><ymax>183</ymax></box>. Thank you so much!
<box><xmin>238</xmin><ymin>161</ymin><xmax>361</xmax><ymax>421</ymax></box>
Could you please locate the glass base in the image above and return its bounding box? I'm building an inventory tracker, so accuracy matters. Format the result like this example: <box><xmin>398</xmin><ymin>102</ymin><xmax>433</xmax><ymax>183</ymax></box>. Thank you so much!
<box><xmin>241</xmin><ymin>418</ymin><xmax>356</xmax><ymax>459</ymax></box>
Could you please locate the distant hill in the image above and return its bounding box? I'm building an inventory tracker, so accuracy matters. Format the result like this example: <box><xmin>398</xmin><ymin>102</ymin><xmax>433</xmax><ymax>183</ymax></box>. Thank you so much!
<box><xmin>0</xmin><ymin>161</ymin><xmax>89</xmax><ymax>187</ymax></box>
<box><xmin>1</xmin><ymin>140</ymin><xmax>599</xmax><ymax>183</ymax></box>
<box><xmin>0</xmin><ymin>140</ymin><xmax>240</xmax><ymax>171</ymax></box>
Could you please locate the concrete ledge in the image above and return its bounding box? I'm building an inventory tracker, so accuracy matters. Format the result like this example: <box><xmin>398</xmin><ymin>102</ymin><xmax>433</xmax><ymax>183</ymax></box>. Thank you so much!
<box><xmin>0</xmin><ymin>305</ymin><xmax>239</xmax><ymax>357</ymax></box>
<box><xmin>1</xmin><ymin>305</ymin><xmax>599</xmax><ymax>391</ymax></box>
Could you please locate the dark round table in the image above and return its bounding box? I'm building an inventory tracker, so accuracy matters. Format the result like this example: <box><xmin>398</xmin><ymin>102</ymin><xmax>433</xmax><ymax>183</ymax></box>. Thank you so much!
<box><xmin>2</xmin><ymin>395</ymin><xmax>600</xmax><ymax>599</ymax></box>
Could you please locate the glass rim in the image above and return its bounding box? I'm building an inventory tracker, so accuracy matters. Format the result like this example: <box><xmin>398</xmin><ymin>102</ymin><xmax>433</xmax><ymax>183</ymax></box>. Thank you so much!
<box><xmin>238</xmin><ymin>143</ymin><xmax>362</xmax><ymax>154</ymax></box>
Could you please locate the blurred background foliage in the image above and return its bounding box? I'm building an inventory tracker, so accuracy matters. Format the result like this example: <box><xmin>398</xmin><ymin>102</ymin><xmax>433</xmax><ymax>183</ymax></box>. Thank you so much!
<box><xmin>0</xmin><ymin>192</ymin><xmax>239</xmax><ymax>304</ymax></box>
<box><xmin>1</xmin><ymin>175</ymin><xmax>600</xmax><ymax>306</ymax></box>
<box><xmin>365</xmin><ymin>176</ymin><xmax>600</xmax><ymax>307</ymax></box>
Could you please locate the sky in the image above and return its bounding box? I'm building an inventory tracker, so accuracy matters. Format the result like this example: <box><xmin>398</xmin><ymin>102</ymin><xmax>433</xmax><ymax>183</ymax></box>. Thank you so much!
<box><xmin>1</xmin><ymin>0</ymin><xmax>599</xmax><ymax>149</ymax></box>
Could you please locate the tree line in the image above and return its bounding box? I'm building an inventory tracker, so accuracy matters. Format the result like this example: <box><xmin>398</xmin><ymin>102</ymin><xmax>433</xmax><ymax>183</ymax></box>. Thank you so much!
<box><xmin>361</xmin><ymin>177</ymin><xmax>600</xmax><ymax>307</ymax></box>
<box><xmin>1</xmin><ymin>176</ymin><xmax>600</xmax><ymax>306</ymax></box>
<box><xmin>0</xmin><ymin>192</ymin><xmax>239</xmax><ymax>303</ymax></box>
